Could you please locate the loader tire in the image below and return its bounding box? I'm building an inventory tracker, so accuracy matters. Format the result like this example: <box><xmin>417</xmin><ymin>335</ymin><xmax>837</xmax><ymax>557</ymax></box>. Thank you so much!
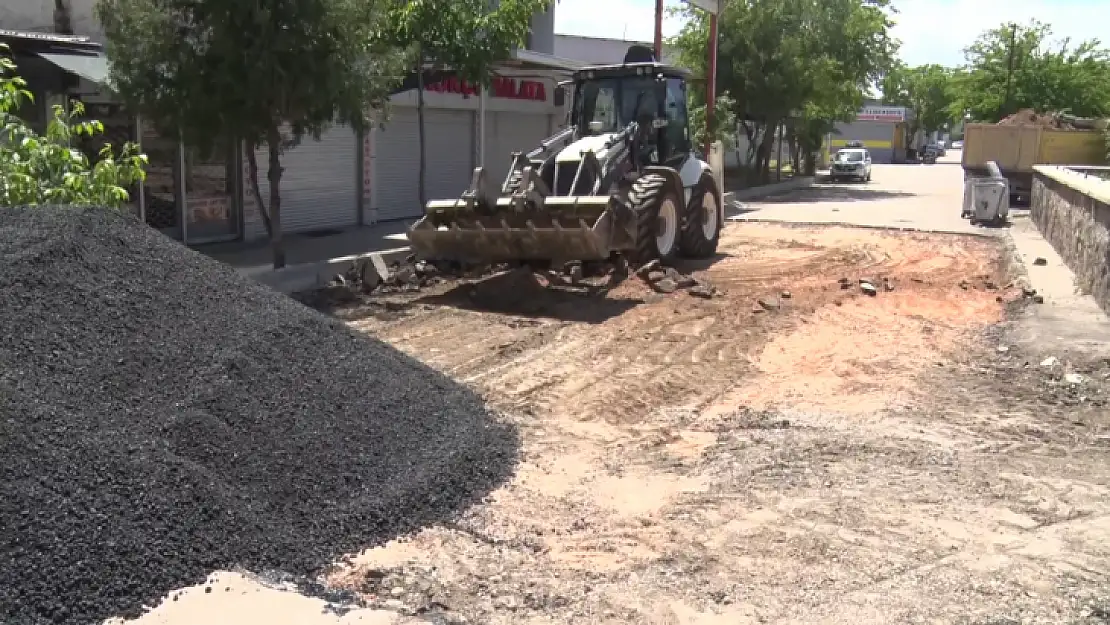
<box><xmin>629</xmin><ymin>173</ymin><xmax>681</xmax><ymax>263</ymax></box>
<box><xmin>679</xmin><ymin>174</ymin><xmax>721</xmax><ymax>259</ymax></box>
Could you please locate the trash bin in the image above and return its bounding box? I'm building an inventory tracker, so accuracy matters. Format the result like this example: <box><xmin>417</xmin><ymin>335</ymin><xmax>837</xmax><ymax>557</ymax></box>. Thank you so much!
<box><xmin>961</xmin><ymin>160</ymin><xmax>1010</xmax><ymax>225</ymax></box>
<box><xmin>963</xmin><ymin>178</ymin><xmax>1009</xmax><ymax>225</ymax></box>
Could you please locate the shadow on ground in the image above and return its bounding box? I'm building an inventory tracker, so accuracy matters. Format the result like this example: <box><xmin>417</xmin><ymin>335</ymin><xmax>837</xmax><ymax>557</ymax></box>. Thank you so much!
<box><xmin>751</xmin><ymin>184</ymin><xmax>918</xmax><ymax>205</ymax></box>
<box><xmin>669</xmin><ymin>252</ymin><xmax>733</xmax><ymax>273</ymax></box>
<box><xmin>415</xmin><ymin>269</ymin><xmax>642</xmax><ymax>323</ymax></box>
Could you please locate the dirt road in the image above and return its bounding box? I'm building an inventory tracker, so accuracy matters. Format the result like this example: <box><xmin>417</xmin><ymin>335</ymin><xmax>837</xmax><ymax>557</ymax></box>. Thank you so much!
<box><xmin>310</xmin><ymin>219</ymin><xmax>1110</xmax><ymax>624</ymax></box>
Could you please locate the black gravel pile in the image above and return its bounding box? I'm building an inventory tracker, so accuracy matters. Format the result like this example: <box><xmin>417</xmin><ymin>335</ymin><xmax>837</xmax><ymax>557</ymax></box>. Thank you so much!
<box><xmin>0</xmin><ymin>206</ymin><xmax>519</xmax><ymax>625</ymax></box>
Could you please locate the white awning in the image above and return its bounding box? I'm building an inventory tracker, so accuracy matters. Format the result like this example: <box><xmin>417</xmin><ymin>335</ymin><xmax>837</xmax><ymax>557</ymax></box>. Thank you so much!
<box><xmin>36</xmin><ymin>51</ymin><xmax>110</xmax><ymax>86</ymax></box>
<box><xmin>511</xmin><ymin>49</ymin><xmax>585</xmax><ymax>72</ymax></box>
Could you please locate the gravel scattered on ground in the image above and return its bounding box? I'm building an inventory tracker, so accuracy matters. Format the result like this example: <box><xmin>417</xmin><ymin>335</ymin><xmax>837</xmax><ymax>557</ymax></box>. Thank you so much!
<box><xmin>0</xmin><ymin>206</ymin><xmax>518</xmax><ymax>625</ymax></box>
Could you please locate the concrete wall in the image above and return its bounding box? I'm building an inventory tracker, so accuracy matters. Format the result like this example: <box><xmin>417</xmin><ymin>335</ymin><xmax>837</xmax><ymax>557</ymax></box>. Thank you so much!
<box><xmin>529</xmin><ymin>8</ymin><xmax>555</xmax><ymax>55</ymax></box>
<box><xmin>1031</xmin><ymin>165</ymin><xmax>1110</xmax><ymax>314</ymax></box>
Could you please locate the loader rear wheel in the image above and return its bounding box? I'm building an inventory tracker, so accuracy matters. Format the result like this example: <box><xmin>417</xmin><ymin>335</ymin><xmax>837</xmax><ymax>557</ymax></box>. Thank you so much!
<box><xmin>679</xmin><ymin>174</ymin><xmax>721</xmax><ymax>259</ymax></box>
<box><xmin>629</xmin><ymin>173</ymin><xmax>680</xmax><ymax>263</ymax></box>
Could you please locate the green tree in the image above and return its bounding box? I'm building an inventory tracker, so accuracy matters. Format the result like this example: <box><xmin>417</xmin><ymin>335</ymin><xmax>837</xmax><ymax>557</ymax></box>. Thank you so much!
<box><xmin>952</xmin><ymin>20</ymin><xmax>1110</xmax><ymax>123</ymax></box>
<box><xmin>670</xmin><ymin>0</ymin><xmax>896</xmax><ymax>181</ymax></box>
<box><xmin>688</xmin><ymin>94</ymin><xmax>738</xmax><ymax>152</ymax></box>
<box><xmin>380</xmin><ymin>0</ymin><xmax>553</xmax><ymax>208</ymax></box>
<box><xmin>0</xmin><ymin>46</ymin><xmax>147</xmax><ymax>207</ymax></box>
<box><xmin>98</xmin><ymin>0</ymin><xmax>410</xmax><ymax>268</ymax></box>
<box><xmin>881</xmin><ymin>62</ymin><xmax>955</xmax><ymax>136</ymax></box>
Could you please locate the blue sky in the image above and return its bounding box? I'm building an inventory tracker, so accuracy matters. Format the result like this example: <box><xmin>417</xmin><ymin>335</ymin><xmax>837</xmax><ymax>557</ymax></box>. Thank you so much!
<box><xmin>553</xmin><ymin>0</ymin><xmax>1106</xmax><ymax>67</ymax></box>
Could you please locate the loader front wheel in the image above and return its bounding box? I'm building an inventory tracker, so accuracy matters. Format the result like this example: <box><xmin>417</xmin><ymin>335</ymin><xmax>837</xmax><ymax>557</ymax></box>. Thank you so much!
<box><xmin>679</xmin><ymin>174</ymin><xmax>722</xmax><ymax>259</ymax></box>
<box><xmin>629</xmin><ymin>173</ymin><xmax>680</xmax><ymax>263</ymax></box>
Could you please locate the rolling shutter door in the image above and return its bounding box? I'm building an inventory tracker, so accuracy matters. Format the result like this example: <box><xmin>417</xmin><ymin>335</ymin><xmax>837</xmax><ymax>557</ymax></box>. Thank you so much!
<box><xmin>375</xmin><ymin>108</ymin><xmax>474</xmax><ymax>222</ymax></box>
<box><xmin>245</xmin><ymin>125</ymin><xmax>359</xmax><ymax>239</ymax></box>
<box><xmin>484</xmin><ymin>112</ymin><xmax>552</xmax><ymax>188</ymax></box>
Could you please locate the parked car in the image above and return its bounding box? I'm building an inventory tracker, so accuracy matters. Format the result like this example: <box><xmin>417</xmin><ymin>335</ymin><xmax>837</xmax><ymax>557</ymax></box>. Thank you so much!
<box><xmin>830</xmin><ymin>148</ymin><xmax>872</xmax><ymax>182</ymax></box>
<box><xmin>951</xmin><ymin>140</ymin><xmax>964</xmax><ymax>149</ymax></box>
<box><xmin>931</xmin><ymin>142</ymin><xmax>947</xmax><ymax>156</ymax></box>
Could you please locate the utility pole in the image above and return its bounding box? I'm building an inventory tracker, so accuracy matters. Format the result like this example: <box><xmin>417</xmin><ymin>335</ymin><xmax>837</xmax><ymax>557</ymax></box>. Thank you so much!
<box><xmin>1001</xmin><ymin>24</ymin><xmax>1018</xmax><ymax>119</ymax></box>
<box><xmin>705</xmin><ymin>12</ymin><xmax>719</xmax><ymax>156</ymax></box>
<box><xmin>654</xmin><ymin>0</ymin><xmax>665</xmax><ymax>59</ymax></box>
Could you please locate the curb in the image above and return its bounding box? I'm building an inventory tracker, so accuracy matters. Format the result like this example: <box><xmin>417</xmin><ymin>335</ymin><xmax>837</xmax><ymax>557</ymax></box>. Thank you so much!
<box><xmin>241</xmin><ymin>246</ymin><xmax>412</xmax><ymax>294</ymax></box>
<box><xmin>724</xmin><ymin>176</ymin><xmax>815</xmax><ymax>203</ymax></box>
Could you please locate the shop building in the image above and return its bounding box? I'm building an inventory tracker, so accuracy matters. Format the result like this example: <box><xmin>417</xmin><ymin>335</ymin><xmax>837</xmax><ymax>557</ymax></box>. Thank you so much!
<box><xmin>241</xmin><ymin>51</ymin><xmax>580</xmax><ymax>240</ymax></box>
<box><xmin>4</xmin><ymin>1</ymin><xmax>578</xmax><ymax>243</ymax></box>
<box><xmin>829</xmin><ymin>105</ymin><xmax>913</xmax><ymax>164</ymax></box>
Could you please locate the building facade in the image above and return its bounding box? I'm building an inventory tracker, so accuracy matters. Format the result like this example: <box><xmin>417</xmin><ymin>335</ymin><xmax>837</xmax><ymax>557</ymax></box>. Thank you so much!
<box><xmin>2</xmin><ymin>1</ymin><xmax>577</xmax><ymax>243</ymax></box>
<box><xmin>830</xmin><ymin>105</ymin><xmax>913</xmax><ymax>164</ymax></box>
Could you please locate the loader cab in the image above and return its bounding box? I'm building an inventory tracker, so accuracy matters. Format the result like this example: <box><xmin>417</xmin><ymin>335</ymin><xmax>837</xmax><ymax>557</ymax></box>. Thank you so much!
<box><xmin>570</xmin><ymin>61</ymin><xmax>693</xmax><ymax>167</ymax></box>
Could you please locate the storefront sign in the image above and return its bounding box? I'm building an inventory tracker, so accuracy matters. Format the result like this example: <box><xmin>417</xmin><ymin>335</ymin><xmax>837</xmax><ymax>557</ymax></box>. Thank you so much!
<box><xmin>857</xmin><ymin>106</ymin><xmax>906</xmax><ymax>122</ymax></box>
<box><xmin>425</xmin><ymin>76</ymin><xmax>548</xmax><ymax>102</ymax></box>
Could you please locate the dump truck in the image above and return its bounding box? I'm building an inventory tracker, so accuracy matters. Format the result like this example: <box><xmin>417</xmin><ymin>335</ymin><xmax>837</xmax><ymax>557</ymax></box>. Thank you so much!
<box><xmin>962</xmin><ymin>114</ymin><xmax>1108</xmax><ymax>204</ymax></box>
<box><xmin>407</xmin><ymin>46</ymin><xmax>725</xmax><ymax>266</ymax></box>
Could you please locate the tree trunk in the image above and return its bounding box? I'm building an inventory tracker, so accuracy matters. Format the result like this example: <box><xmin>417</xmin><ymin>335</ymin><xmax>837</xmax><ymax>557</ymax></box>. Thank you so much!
<box><xmin>757</xmin><ymin>122</ymin><xmax>778</xmax><ymax>184</ymax></box>
<box><xmin>416</xmin><ymin>49</ymin><xmax>427</xmax><ymax>210</ymax></box>
<box><xmin>266</xmin><ymin>126</ymin><xmax>285</xmax><ymax>269</ymax></box>
<box><xmin>244</xmin><ymin>139</ymin><xmax>273</xmax><ymax>237</ymax></box>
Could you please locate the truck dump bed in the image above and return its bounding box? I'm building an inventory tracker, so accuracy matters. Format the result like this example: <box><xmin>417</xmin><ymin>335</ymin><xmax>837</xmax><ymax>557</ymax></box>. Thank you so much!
<box><xmin>961</xmin><ymin>123</ymin><xmax>1106</xmax><ymax>201</ymax></box>
<box><xmin>962</xmin><ymin>124</ymin><xmax>1105</xmax><ymax>173</ymax></box>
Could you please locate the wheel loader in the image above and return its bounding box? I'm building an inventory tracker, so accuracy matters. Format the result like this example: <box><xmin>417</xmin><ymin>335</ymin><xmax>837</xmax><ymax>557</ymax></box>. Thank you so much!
<box><xmin>407</xmin><ymin>46</ymin><xmax>726</xmax><ymax>267</ymax></box>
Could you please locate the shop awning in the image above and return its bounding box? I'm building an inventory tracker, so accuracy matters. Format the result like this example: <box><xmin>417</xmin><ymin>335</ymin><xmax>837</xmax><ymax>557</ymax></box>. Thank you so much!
<box><xmin>511</xmin><ymin>49</ymin><xmax>585</xmax><ymax>72</ymax></box>
<box><xmin>36</xmin><ymin>51</ymin><xmax>111</xmax><ymax>86</ymax></box>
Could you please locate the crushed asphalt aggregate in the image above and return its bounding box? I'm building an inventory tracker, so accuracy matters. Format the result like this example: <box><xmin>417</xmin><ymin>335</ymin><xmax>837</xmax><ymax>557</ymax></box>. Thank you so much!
<box><xmin>0</xmin><ymin>206</ymin><xmax>520</xmax><ymax>625</ymax></box>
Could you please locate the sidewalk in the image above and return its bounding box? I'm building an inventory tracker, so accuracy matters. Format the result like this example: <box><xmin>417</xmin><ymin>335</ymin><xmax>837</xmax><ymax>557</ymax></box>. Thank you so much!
<box><xmin>197</xmin><ymin>221</ymin><xmax>413</xmax><ymax>293</ymax></box>
<box><xmin>199</xmin><ymin>220</ymin><xmax>413</xmax><ymax>270</ymax></box>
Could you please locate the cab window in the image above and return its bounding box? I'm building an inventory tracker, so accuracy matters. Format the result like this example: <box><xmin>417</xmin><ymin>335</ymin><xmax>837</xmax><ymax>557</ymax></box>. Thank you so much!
<box><xmin>663</xmin><ymin>78</ymin><xmax>688</xmax><ymax>162</ymax></box>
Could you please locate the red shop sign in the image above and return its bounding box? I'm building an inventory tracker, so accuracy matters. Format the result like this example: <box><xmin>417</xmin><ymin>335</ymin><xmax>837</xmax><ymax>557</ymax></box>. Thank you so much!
<box><xmin>426</xmin><ymin>76</ymin><xmax>547</xmax><ymax>102</ymax></box>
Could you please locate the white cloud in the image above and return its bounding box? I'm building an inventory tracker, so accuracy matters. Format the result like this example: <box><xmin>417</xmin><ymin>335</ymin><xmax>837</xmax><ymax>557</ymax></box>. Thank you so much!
<box><xmin>554</xmin><ymin>0</ymin><xmax>1105</xmax><ymax>67</ymax></box>
<box><xmin>890</xmin><ymin>0</ymin><xmax>1106</xmax><ymax>67</ymax></box>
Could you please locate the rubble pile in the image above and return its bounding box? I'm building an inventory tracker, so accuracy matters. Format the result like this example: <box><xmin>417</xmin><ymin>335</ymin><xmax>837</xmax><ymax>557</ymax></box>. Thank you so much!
<box><xmin>997</xmin><ymin>109</ymin><xmax>1079</xmax><ymax>130</ymax></box>
<box><xmin>635</xmin><ymin>259</ymin><xmax>722</xmax><ymax>299</ymax></box>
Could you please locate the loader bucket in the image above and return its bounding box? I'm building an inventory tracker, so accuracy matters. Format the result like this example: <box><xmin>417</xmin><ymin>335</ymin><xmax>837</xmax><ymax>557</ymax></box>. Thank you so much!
<box><xmin>407</xmin><ymin>196</ymin><xmax>618</xmax><ymax>264</ymax></box>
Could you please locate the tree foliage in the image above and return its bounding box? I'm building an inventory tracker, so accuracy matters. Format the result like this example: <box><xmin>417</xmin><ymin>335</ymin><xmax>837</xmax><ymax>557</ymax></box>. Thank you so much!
<box><xmin>688</xmin><ymin>94</ymin><xmax>738</xmax><ymax>151</ymax></box>
<box><xmin>382</xmin><ymin>0</ymin><xmax>551</xmax><ymax>84</ymax></box>
<box><xmin>952</xmin><ymin>20</ymin><xmax>1110</xmax><ymax>123</ymax></box>
<box><xmin>880</xmin><ymin>62</ymin><xmax>955</xmax><ymax>135</ymax></box>
<box><xmin>669</xmin><ymin>0</ymin><xmax>897</xmax><ymax>180</ymax></box>
<box><xmin>98</xmin><ymin>0</ymin><xmax>410</xmax><ymax>268</ymax></box>
<box><xmin>378</xmin><ymin>0</ymin><xmax>552</xmax><ymax>206</ymax></box>
<box><xmin>0</xmin><ymin>46</ymin><xmax>147</xmax><ymax>208</ymax></box>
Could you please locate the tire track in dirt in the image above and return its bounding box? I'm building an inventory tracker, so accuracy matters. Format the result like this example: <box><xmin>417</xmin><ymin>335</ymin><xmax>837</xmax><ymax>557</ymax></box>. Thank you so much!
<box><xmin>317</xmin><ymin>223</ymin><xmax>1083</xmax><ymax>625</ymax></box>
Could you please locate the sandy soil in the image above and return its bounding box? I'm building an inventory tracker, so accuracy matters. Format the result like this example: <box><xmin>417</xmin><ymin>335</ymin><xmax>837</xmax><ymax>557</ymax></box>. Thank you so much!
<box><xmin>117</xmin><ymin>223</ymin><xmax>1110</xmax><ymax>624</ymax></box>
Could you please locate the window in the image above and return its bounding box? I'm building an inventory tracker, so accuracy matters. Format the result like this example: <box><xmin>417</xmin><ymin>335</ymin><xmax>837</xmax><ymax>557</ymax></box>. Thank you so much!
<box><xmin>663</xmin><ymin>78</ymin><xmax>688</xmax><ymax>160</ymax></box>
<box><xmin>574</xmin><ymin>79</ymin><xmax>619</xmax><ymax>134</ymax></box>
